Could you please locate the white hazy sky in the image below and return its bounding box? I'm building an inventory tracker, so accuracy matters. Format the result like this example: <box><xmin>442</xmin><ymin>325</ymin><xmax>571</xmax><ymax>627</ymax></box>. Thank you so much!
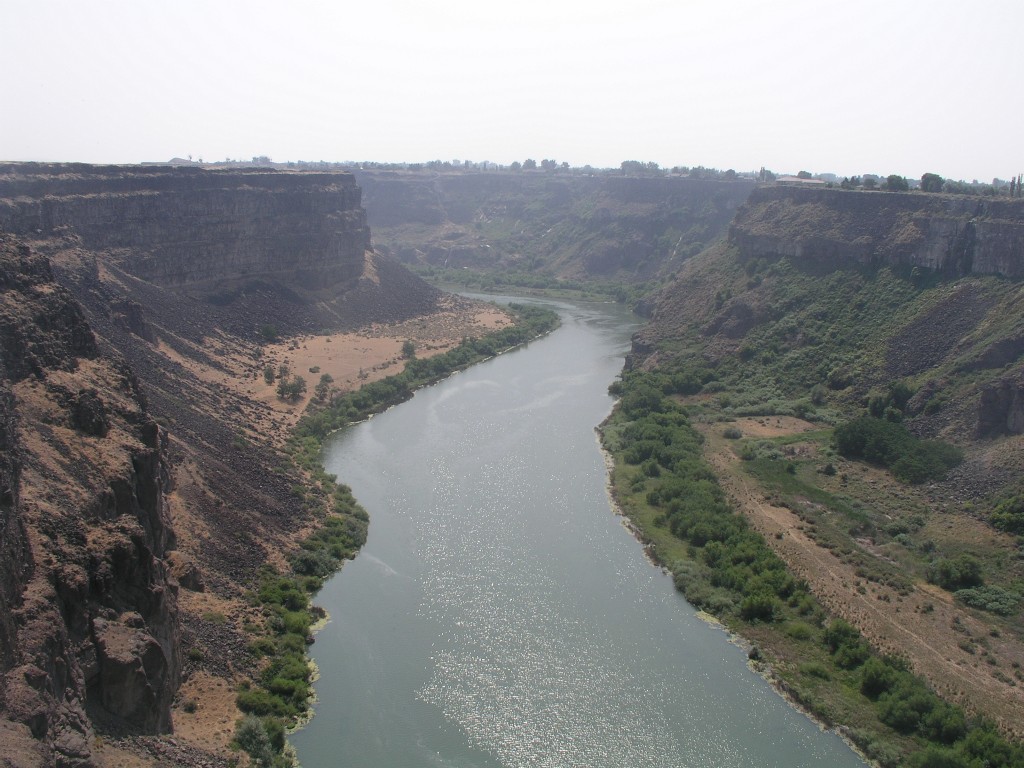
<box><xmin>2</xmin><ymin>0</ymin><xmax>1021</xmax><ymax>181</ymax></box>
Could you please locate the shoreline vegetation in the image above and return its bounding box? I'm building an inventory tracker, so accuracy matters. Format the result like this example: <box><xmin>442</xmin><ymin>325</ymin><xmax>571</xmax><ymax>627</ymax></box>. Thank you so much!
<box><xmin>601</xmin><ymin>369</ymin><xmax>1024</xmax><ymax>768</ymax></box>
<box><xmin>232</xmin><ymin>303</ymin><xmax>560</xmax><ymax>768</ymax></box>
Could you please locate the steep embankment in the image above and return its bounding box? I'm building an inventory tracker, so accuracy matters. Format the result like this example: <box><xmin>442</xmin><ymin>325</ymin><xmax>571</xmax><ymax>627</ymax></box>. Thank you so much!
<box><xmin>354</xmin><ymin>170</ymin><xmax>755</xmax><ymax>289</ymax></box>
<box><xmin>641</xmin><ymin>187</ymin><xmax>1024</xmax><ymax>445</ymax></box>
<box><xmin>0</xmin><ymin>164</ymin><xmax>507</xmax><ymax>767</ymax></box>
<box><xmin>0</xmin><ymin>234</ymin><xmax>179</xmax><ymax>767</ymax></box>
<box><xmin>613</xmin><ymin>186</ymin><xmax>1024</xmax><ymax>763</ymax></box>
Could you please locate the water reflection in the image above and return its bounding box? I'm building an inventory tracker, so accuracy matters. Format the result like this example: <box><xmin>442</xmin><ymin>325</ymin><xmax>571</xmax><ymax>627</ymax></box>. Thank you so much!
<box><xmin>292</xmin><ymin>299</ymin><xmax>866</xmax><ymax>768</ymax></box>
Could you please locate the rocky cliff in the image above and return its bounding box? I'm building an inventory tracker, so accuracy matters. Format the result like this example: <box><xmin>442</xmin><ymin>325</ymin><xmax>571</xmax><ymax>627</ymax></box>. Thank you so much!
<box><xmin>636</xmin><ymin>185</ymin><xmax>1024</xmax><ymax>453</ymax></box>
<box><xmin>730</xmin><ymin>185</ymin><xmax>1024</xmax><ymax>279</ymax></box>
<box><xmin>0</xmin><ymin>164</ymin><xmax>457</xmax><ymax>766</ymax></box>
<box><xmin>0</xmin><ymin>163</ymin><xmax>370</xmax><ymax>292</ymax></box>
<box><xmin>0</xmin><ymin>234</ymin><xmax>179</xmax><ymax>767</ymax></box>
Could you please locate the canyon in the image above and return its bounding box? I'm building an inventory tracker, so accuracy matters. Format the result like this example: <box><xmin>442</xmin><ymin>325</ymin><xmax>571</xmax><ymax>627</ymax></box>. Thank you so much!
<box><xmin>0</xmin><ymin>164</ymin><xmax>498</xmax><ymax>767</ymax></box>
<box><xmin>2</xmin><ymin>163</ymin><xmax>1023</xmax><ymax>767</ymax></box>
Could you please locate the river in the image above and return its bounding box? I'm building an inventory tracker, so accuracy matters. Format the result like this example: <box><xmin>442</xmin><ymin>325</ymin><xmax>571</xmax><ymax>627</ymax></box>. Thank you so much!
<box><xmin>291</xmin><ymin>298</ymin><xmax>867</xmax><ymax>768</ymax></box>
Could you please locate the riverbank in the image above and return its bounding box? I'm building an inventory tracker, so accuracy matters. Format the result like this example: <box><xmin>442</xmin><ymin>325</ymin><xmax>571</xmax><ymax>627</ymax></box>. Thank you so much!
<box><xmin>600</xmin><ymin>370</ymin><xmax>1024</xmax><ymax>768</ymax></box>
<box><xmin>93</xmin><ymin>295</ymin><xmax>519</xmax><ymax>768</ymax></box>
<box><xmin>226</xmin><ymin>302</ymin><xmax>561</xmax><ymax>768</ymax></box>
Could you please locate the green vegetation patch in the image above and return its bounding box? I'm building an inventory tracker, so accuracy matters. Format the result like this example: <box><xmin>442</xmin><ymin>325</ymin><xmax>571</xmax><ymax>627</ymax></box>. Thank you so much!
<box><xmin>294</xmin><ymin>303</ymin><xmax>559</xmax><ymax>443</ymax></box>
<box><xmin>603</xmin><ymin>369</ymin><xmax>1024</xmax><ymax>767</ymax></box>
<box><xmin>834</xmin><ymin>416</ymin><xmax>963</xmax><ymax>484</ymax></box>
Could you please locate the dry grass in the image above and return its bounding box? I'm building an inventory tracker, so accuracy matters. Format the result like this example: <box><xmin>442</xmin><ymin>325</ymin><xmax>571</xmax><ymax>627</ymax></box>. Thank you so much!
<box><xmin>702</xmin><ymin>419</ymin><xmax>1024</xmax><ymax>736</ymax></box>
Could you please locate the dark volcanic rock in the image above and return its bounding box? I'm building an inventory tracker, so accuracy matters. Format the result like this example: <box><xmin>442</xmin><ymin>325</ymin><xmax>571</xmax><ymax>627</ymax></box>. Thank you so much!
<box><xmin>68</xmin><ymin>389</ymin><xmax>109</xmax><ymax>437</ymax></box>
<box><xmin>730</xmin><ymin>186</ymin><xmax>1024</xmax><ymax>279</ymax></box>
<box><xmin>0</xmin><ymin>234</ymin><xmax>180</xmax><ymax>767</ymax></box>
<box><xmin>0</xmin><ymin>164</ymin><xmax>371</xmax><ymax>292</ymax></box>
<box><xmin>977</xmin><ymin>373</ymin><xmax>1024</xmax><ymax>436</ymax></box>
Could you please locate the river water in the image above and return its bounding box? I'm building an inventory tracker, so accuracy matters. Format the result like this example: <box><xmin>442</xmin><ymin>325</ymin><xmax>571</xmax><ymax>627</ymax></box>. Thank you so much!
<box><xmin>291</xmin><ymin>298</ymin><xmax>866</xmax><ymax>768</ymax></box>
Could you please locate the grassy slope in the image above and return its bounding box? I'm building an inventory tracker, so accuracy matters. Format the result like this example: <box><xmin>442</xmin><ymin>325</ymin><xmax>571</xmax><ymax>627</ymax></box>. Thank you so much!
<box><xmin>606</xmin><ymin>242</ymin><xmax>1024</xmax><ymax>767</ymax></box>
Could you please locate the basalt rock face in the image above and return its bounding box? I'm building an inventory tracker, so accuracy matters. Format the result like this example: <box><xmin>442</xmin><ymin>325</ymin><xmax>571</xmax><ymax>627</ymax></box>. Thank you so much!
<box><xmin>729</xmin><ymin>186</ymin><xmax>1024</xmax><ymax>279</ymax></box>
<box><xmin>0</xmin><ymin>163</ymin><xmax>442</xmax><ymax>336</ymax></box>
<box><xmin>0</xmin><ymin>163</ymin><xmax>371</xmax><ymax>292</ymax></box>
<box><xmin>978</xmin><ymin>372</ymin><xmax>1024</xmax><ymax>437</ymax></box>
<box><xmin>0</xmin><ymin>235</ymin><xmax>179</xmax><ymax>766</ymax></box>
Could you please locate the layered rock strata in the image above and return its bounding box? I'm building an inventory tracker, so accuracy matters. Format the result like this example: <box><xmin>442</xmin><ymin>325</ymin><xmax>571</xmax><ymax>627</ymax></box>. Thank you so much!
<box><xmin>730</xmin><ymin>185</ymin><xmax>1024</xmax><ymax>279</ymax></box>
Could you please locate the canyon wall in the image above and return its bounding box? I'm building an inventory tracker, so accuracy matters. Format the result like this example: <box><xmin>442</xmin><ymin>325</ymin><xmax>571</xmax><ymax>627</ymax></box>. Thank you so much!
<box><xmin>0</xmin><ymin>234</ymin><xmax>179</xmax><ymax>767</ymax></box>
<box><xmin>355</xmin><ymin>170</ymin><xmax>757</xmax><ymax>282</ymax></box>
<box><xmin>0</xmin><ymin>163</ymin><xmax>371</xmax><ymax>291</ymax></box>
<box><xmin>730</xmin><ymin>185</ymin><xmax>1024</xmax><ymax>279</ymax></box>
<box><xmin>0</xmin><ymin>164</ymin><xmax>449</xmax><ymax>766</ymax></box>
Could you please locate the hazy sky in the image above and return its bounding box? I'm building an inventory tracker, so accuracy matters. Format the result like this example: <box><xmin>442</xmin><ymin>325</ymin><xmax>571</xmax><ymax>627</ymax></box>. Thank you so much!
<box><xmin>2</xmin><ymin>0</ymin><xmax>1020</xmax><ymax>181</ymax></box>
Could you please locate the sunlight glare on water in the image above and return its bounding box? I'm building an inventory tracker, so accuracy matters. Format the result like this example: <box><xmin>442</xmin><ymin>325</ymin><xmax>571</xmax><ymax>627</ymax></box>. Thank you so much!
<box><xmin>292</xmin><ymin>298</ymin><xmax>867</xmax><ymax>768</ymax></box>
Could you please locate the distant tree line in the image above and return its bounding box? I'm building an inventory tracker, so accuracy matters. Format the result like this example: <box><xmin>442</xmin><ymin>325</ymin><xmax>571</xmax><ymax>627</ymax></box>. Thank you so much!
<box><xmin>833</xmin><ymin>171</ymin><xmax>1024</xmax><ymax>197</ymax></box>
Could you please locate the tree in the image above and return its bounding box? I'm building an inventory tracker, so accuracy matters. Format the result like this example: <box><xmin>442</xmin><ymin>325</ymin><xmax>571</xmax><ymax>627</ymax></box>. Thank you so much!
<box><xmin>401</xmin><ymin>340</ymin><xmax>417</xmax><ymax>358</ymax></box>
<box><xmin>883</xmin><ymin>174</ymin><xmax>909</xmax><ymax>192</ymax></box>
<box><xmin>235</xmin><ymin>716</ymin><xmax>275</xmax><ymax>767</ymax></box>
<box><xmin>509</xmin><ymin>160</ymin><xmax>521</xmax><ymax>171</ymax></box>
<box><xmin>862</xmin><ymin>176</ymin><xmax>878</xmax><ymax>190</ymax></box>
<box><xmin>921</xmin><ymin>172</ymin><xmax>944</xmax><ymax>192</ymax></box>
<box><xmin>522</xmin><ymin>158</ymin><xmax>537</xmax><ymax>170</ymax></box>
<box><xmin>276</xmin><ymin>375</ymin><xmax>307</xmax><ymax>401</ymax></box>
<box><xmin>314</xmin><ymin>373</ymin><xmax>334</xmax><ymax>402</ymax></box>
<box><xmin>927</xmin><ymin>554</ymin><xmax>983</xmax><ymax>591</ymax></box>
<box><xmin>797</xmin><ymin>170</ymin><xmax>813</xmax><ymax>179</ymax></box>
<box><xmin>263</xmin><ymin>364</ymin><xmax>275</xmax><ymax>385</ymax></box>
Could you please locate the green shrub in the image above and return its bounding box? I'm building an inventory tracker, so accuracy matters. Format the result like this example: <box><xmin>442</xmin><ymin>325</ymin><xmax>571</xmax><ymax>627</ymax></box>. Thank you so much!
<box><xmin>927</xmin><ymin>555</ymin><xmax>983</xmax><ymax>592</ymax></box>
<box><xmin>824</xmin><ymin>619</ymin><xmax>869</xmax><ymax>669</ymax></box>
<box><xmin>236</xmin><ymin>688</ymin><xmax>296</xmax><ymax>718</ymax></box>
<box><xmin>990</xmin><ymin>493</ymin><xmax>1024</xmax><ymax>534</ymax></box>
<box><xmin>739</xmin><ymin>591</ymin><xmax>779</xmax><ymax>622</ymax></box>
<box><xmin>860</xmin><ymin>656</ymin><xmax>897</xmax><ymax>699</ymax></box>
<box><xmin>784</xmin><ymin>621</ymin><xmax>815</xmax><ymax>641</ymax></box>
<box><xmin>954</xmin><ymin>585</ymin><xmax>1020</xmax><ymax>616</ymax></box>
<box><xmin>235</xmin><ymin>715</ymin><xmax>275</xmax><ymax>766</ymax></box>
<box><xmin>834</xmin><ymin>416</ymin><xmax>962</xmax><ymax>483</ymax></box>
<box><xmin>799</xmin><ymin>661</ymin><xmax>831</xmax><ymax>680</ymax></box>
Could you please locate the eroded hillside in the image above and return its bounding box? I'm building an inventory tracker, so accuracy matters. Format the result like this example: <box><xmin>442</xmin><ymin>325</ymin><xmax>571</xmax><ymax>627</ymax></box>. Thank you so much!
<box><xmin>0</xmin><ymin>234</ymin><xmax>179</xmax><ymax>766</ymax></box>
<box><xmin>612</xmin><ymin>186</ymin><xmax>1024</xmax><ymax>763</ymax></box>
<box><xmin>0</xmin><ymin>164</ymin><xmax>510</xmax><ymax>767</ymax></box>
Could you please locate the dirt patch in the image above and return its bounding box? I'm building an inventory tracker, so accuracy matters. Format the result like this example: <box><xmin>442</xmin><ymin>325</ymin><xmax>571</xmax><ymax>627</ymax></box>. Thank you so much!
<box><xmin>151</xmin><ymin>294</ymin><xmax>510</xmax><ymax>448</ymax></box>
<box><xmin>171</xmin><ymin>672</ymin><xmax>242</xmax><ymax>759</ymax></box>
<box><xmin>731</xmin><ymin>415</ymin><xmax>818</xmax><ymax>438</ymax></box>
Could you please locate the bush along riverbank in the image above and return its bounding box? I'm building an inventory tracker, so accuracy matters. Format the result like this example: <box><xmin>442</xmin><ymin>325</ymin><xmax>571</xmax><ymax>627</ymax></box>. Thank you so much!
<box><xmin>601</xmin><ymin>369</ymin><xmax>1024</xmax><ymax>768</ymax></box>
<box><xmin>232</xmin><ymin>303</ymin><xmax>560</xmax><ymax>767</ymax></box>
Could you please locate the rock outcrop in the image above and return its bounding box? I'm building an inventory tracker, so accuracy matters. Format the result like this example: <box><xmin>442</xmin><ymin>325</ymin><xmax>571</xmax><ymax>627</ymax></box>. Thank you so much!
<box><xmin>978</xmin><ymin>372</ymin><xmax>1024</xmax><ymax>437</ymax></box>
<box><xmin>730</xmin><ymin>185</ymin><xmax>1024</xmax><ymax>279</ymax></box>
<box><xmin>0</xmin><ymin>234</ymin><xmax>179</xmax><ymax>766</ymax></box>
<box><xmin>0</xmin><ymin>162</ymin><xmax>445</xmax><ymax>336</ymax></box>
